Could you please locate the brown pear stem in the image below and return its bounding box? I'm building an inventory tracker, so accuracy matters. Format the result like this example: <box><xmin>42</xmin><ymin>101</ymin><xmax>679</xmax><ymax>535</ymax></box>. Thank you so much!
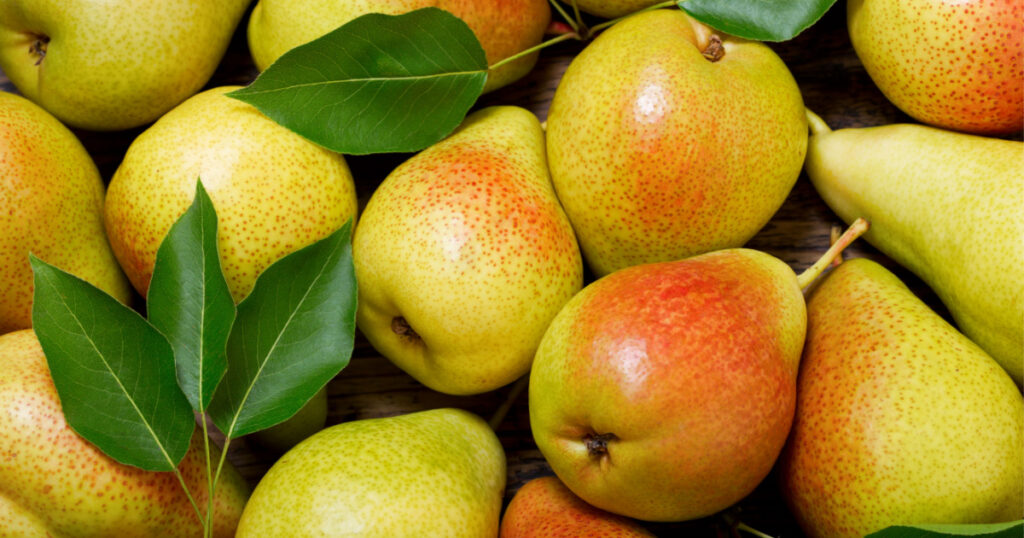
<box><xmin>795</xmin><ymin>218</ymin><xmax>870</xmax><ymax>289</ymax></box>
<box><xmin>805</xmin><ymin>108</ymin><xmax>832</xmax><ymax>136</ymax></box>
<box><xmin>488</xmin><ymin>375</ymin><xmax>529</xmax><ymax>430</ymax></box>
<box><xmin>829</xmin><ymin>224</ymin><xmax>844</xmax><ymax>267</ymax></box>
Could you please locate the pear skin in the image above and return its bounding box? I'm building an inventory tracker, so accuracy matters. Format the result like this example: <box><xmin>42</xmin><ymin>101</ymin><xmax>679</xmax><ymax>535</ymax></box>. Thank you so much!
<box><xmin>0</xmin><ymin>91</ymin><xmax>130</xmax><ymax>334</ymax></box>
<box><xmin>565</xmin><ymin>0</ymin><xmax>662</xmax><ymax>19</ymax></box>
<box><xmin>804</xmin><ymin>113</ymin><xmax>1023</xmax><ymax>383</ymax></box>
<box><xmin>0</xmin><ymin>329</ymin><xmax>250</xmax><ymax>537</ymax></box>
<box><xmin>354</xmin><ymin>106</ymin><xmax>583</xmax><ymax>396</ymax></box>
<box><xmin>779</xmin><ymin>258</ymin><xmax>1024</xmax><ymax>538</ymax></box>
<box><xmin>500</xmin><ymin>476</ymin><xmax>655</xmax><ymax>537</ymax></box>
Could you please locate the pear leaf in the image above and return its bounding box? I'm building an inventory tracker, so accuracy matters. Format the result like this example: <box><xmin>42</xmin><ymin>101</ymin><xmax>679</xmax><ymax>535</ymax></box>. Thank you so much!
<box><xmin>208</xmin><ymin>219</ymin><xmax>356</xmax><ymax>439</ymax></box>
<box><xmin>678</xmin><ymin>0</ymin><xmax>838</xmax><ymax>42</ymax></box>
<box><xmin>867</xmin><ymin>521</ymin><xmax>1024</xmax><ymax>538</ymax></box>
<box><xmin>147</xmin><ymin>180</ymin><xmax>236</xmax><ymax>412</ymax></box>
<box><xmin>229</xmin><ymin>8</ymin><xmax>488</xmax><ymax>155</ymax></box>
<box><xmin>30</xmin><ymin>256</ymin><xmax>194</xmax><ymax>471</ymax></box>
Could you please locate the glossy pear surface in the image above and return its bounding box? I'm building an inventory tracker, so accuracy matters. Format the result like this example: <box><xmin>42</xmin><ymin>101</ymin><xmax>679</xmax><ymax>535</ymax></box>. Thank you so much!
<box><xmin>104</xmin><ymin>86</ymin><xmax>358</xmax><ymax>303</ymax></box>
<box><xmin>546</xmin><ymin>9</ymin><xmax>806</xmax><ymax>276</ymax></box>
<box><xmin>0</xmin><ymin>0</ymin><xmax>250</xmax><ymax>130</ymax></box>
<box><xmin>354</xmin><ymin>106</ymin><xmax>582</xmax><ymax>395</ymax></box>
<box><xmin>247</xmin><ymin>0</ymin><xmax>550</xmax><ymax>92</ymax></box>
<box><xmin>500</xmin><ymin>476</ymin><xmax>654</xmax><ymax>537</ymax></box>
<box><xmin>0</xmin><ymin>329</ymin><xmax>250</xmax><ymax>537</ymax></box>
<box><xmin>0</xmin><ymin>91</ymin><xmax>130</xmax><ymax>334</ymax></box>
<box><xmin>530</xmin><ymin>249</ymin><xmax>805</xmax><ymax>521</ymax></box>
<box><xmin>805</xmin><ymin>118</ymin><xmax>1023</xmax><ymax>383</ymax></box>
<box><xmin>237</xmin><ymin>408</ymin><xmax>506</xmax><ymax>536</ymax></box>
<box><xmin>849</xmin><ymin>0</ymin><xmax>1023</xmax><ymax>135</ymax></box>
<box><xmin>779</xmin><ymin>258</ymin><xmax>1024</xmax><ymax>538</ymax></box>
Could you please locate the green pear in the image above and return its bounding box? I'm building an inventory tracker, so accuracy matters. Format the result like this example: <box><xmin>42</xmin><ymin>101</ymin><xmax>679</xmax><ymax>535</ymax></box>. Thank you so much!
<box><xmin>561</xmin><ymin>0</ymin><xmax>662</xmax><ymax>19</ymax></box>
<box><xmin>0</xmin><ymin>91</ymin><xmax>130</xmax><ymax>334</ymax></box>
<box><xmin>354</xmin><ymin>106</ymin><xmax>583</xmax><ymax>395</ymax></box>
<box><xmin>247</xmin><ymin>0</ymin><xmax>550</xmax><ymax>92</ymax></box>
<box><xmin>236</xmin><ymin>408</ymin><xmax>506</xmax><ymax>536</ymax></box>
<box><xmin>546</xmin><ymin>9</ymin><xmax>807</xmax><ymax>277</ymax></box>
<box><xmin>0</xmin><ymin>329</ymin><xmax>251</xmax><ymax>536</ymax></box>
<box><xmin>848</xmin><ymin>0</ymin><xmax>1023</xmax><ymax>135</ymax></box>
<box><xmin>500</xmin><ymin>476</ymin><xmax>655</xmax><ymax>537</ymax></box>
<box><xmin>804</xmin><ymin>111</ymin><xmax>1023</xmax><ymax>384</ymax></box>
<box><xmin>0</xmin><ymin>0</ymin><xmax>251</xmax><ymax>131</ymax></box>
<box><xmin>779</xmin><ymin>258</ymin><xmax>1024</xmax><ymax>538</ymax></box>
<box><xmin>104</xmin><ymin>86</ymin><xmax>359</xmax><ymax>304</ymax></box>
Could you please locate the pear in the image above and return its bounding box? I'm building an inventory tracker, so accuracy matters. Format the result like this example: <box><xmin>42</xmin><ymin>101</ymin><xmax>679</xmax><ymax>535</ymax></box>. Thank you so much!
<box><xmin>779</xmin><ymin>258</ymin><xmax>1024</xmax><ymax>538</ymax></box>
<box><xmin>546</xmin><ymin>9</ymin><xmax>807</xmax><ymax>277</ymax></box>
<box><xmin>562</xmin><ymin>0</ymin><xmax>663</xmax><ymax>19</ymax></box>
<box><xmin>500</xmin><ymin>476</ymin><xmax>654</xmax><ymax>537</ymax></box>
<box><xmin>354</xmin><ymin>106</ymin><xmax>583</xmax><ymax>395</ymax></box>
<box><xmin>236</xmin><ymin>408</ymin><xmax>506</xmax><ymax>536</ymax></box>
<box><xmin>528</xmin><ymin>221</ymin><xmax>867</xmax><ymax>522</ymax></box>
<box><xmin>247</xmin><ymin>0</ymin><xmax>550</xmax><ymax>92</ymax></box>
<box><xmin>0</xmin><ymin>91</ymin><xmax>130</xmax><ymax>334</ymax></box>
<box><xmin>804</xmin><ymin>111</ymin><xmax>1023</xmax><ymax>384</ymax></box>
<box><xmin>104</xmin><ymin>86</ymin><xmax>359</xmax><ymax>304</ymax></box>
<box><xmin>848</xmin><ymin>0</ymin><xmax>1023</xmax><ymax>135</ymax></box>
<box><xmin>0</xmin><ymin>0</ymin><xmax>251</xmax><ymax>131</ymax></box>
<box><xmin>0</xmin><ymin>329</ymin><xmax>251</xmax><ymax>536</ymax></box>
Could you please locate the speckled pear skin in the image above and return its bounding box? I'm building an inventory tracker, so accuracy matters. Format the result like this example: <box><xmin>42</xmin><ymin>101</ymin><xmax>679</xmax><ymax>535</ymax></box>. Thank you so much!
<box><xmin>565</xmin><ymin>0</ymin><xmax>661</xmax><ymax>19</ymax></box>
<box><xmin>848</xmin><ymin>0</ymin><xmax>1023</xmax><ymax>135</ymax></box>
<box><xmin>779</xmin><ymin>258</ymin><xmax>1024</xmax><ymax>538</ymax></box>
<box><xmin>237</xmin><ymin>408</ymin><xmax>506</xmax><ymax>537</ymax></box>
<box><xmin>0</xmin><ymin>329</ymin><xmax>250</xmax><ymax>537</ymax></box>
<box><xmin>546</xmin><ymin>9</ymin><xmax>807</xmax><ymax>277</ymax></box>
<box><xmin>0</xmin><ymin>92</ymin><xmax>130</xmax><ymax>335</ymax></box>
<box><xmin>104</xmin><ymin>86</ymin><xmax>358</xmax><ymax>304</ymax></box>
<box><xmin>247</xmin><ymin>0</ymin><xmax>550</xmax><ymax>93</ymax></box>
<box><xmin>500</xmin><ymin>476</ymin><xmax>654</xmax><ymax>537</ymax></box>
<box><xmin>805</xmin><ymin>121</ymin><xmax>1023</xmax><ymax>384</ymax></box>
<box><xmin>0</xmin><ymin>0</ymin><xmax>251</xmax><ymax>131</ymax></box>
<box><xmin>529</xmin><ymin>249</ymin><xmax>806</xmax><ymax>522</ymax></box>
<box><xmin>354</xmin><ymin>106</ymin><xmax>583</xmax><ymax>395</ymax></box>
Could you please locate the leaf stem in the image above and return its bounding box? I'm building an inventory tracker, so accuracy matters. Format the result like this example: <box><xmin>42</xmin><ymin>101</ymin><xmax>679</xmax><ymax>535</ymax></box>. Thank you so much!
<box><xmin>202</xmin><ymin>416</ymin><xmax>214</xmax><ymax>538</ymax></box>
<box><xmin>210</xmin><ymin>435</ymin><xmax>233</xmax><ymax>514</ymax></box>
<box><xmin>548</xmin><ymin>0</ymin><xmax>580</xmax><ymax>34</ymax></box>
<box><xmin>488</xmin><ymin>375</ymin><xmax>529</xmax><ymax>430</ymax></box>
<box><xmin>586</xmin><ymin>0</ymin><xmax>678</xmax><ymax>37</ymax></box>
<box><xmin>795</xmin><ymin>218</ymin><xmax>870</xmax><ymax>289</ymax></box>
<box><xmin>172</xmin><ymin>467</ymin><xmax>206</xmax><ymax>534</ymax></box>
<box><xmin>736</xmin><ymin>522</ymin><xmax>776</xmax><ymax>538</ymax></box>
<box><xmin>488</xmin><ymin>32</ymin><xmax>580</xmax><ymax>72</ymax></box>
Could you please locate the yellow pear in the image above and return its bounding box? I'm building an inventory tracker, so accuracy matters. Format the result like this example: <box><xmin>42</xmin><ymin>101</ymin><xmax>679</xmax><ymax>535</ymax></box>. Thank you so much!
<box><xmin>0</xmin><ymin>329</ymin><xmax>251</xmax><ymax>537</ymax></box>
<box><xmin>237</xmin><ymin>408</ymin><xmax>506</xmax><ymax>536</ymax></box>
<box><xmin>0</xmin><ymin>0</ymin><xmax>251</xmax><ymax>131</ymax></box>
<box><xmin>564</xmin><ymin>0</ymin><xmax>662</xmax><ymax>19</ymax></box>
<box><xmin>546</xmin><ymin>9</ymin><xmax>807</xmax><ymax>276</ymax></box>
<box><xmin>247</xmin><ymin>0</ymin><xmax>551</xmax><ymax>92</ymax></box>
<box><xmin>0</xmin><ymin>91</ymin><xmax>130</xmax><ymax>334</ymax></box>
<box><xmin>104</xmin><ymin>86</ymin><xmax>359</xmax><ymax>304</ymax></box>
<box><xmin>353</xmin><ymin>106</ymin><xmax>583</xmax><ymax>395</ymax></box>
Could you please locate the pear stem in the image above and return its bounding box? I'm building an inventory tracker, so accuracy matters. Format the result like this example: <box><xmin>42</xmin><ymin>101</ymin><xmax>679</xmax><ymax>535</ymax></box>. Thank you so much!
<box><xmin>829</xmin><ymin>224</ymin><xmax>844</xmax><ymax>268</ymax></box>
<box><xmin>795</xmin><ymin>218</ymin><xmax>870</xmax><ymax>289</ymax></box>
<box><xmin>736</xmin><ymin>522</ymin><xmax>776</xmax><ymax>538</ymax></box>
<box><xmin>488</xmin><ymin>32</ymin><xmax>580</xmax><ymax>72</ymax></box>
<box><xmin>587</xmin><ymin>1</ymin><xmax>678</xmax><ymax>37</ymax></box>
<box><xmin>548</xmin><ymin>0</ymin><xmax>580</xmax><ymax>34</ymax></box>
<box><xmin>488</xmin><ymin>375</ymin><xmax>529</xmax><ymax>430</ymax></box>
<box><xmin>805</xmin><ymin>108</ymin><xmax>832</xmax><ymax>136</ymax></box>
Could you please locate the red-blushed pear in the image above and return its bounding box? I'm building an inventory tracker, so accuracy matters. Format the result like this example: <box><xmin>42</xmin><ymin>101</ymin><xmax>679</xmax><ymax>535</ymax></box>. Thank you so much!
<box><xmin>779</xmin><ymin>258</ymin><xmax>1024</xmax><ymax>538</ymax></box>
<box><xmin>0</xmin><ymin>329</ymin><xmax>250</xmax><ymax>537</ymax></box>
<box><xmin>545</xmin><ymin>9</ymin><xmax>807</xmax><ymax>277</ymax></box>
<box><xmin>247</xmin><ymin>0</ymin><xmax>550</xmax><ymax>92</ymax></box>
<box><xmin>0</xmin><ymin>91</ymin><xmax>130</xmax><ymax>335</ymax></box>
<box><xmin>848</xmin><ymin>0</ymin><xmax>1023</xmax><ymax>135</ymax></box>
<box><xmin>529</xmin><ymin>220</ymin><xmax>869</xmax><ymax>522</ymax></box>
<box><xmin>500</xmin><ymin>476</ymin><xmax>654</xmax><ymax>537</ymax></box>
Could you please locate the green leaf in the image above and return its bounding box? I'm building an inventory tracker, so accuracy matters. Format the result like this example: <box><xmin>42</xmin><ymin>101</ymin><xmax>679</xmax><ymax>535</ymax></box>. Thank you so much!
<box><xmin>208</xmin><ymin>219</ymin><xmax>356</xmax><ymax>439</ymax></box>
<box><xmin>678</xmin><ymin>0</ymin><xmax>838</xmax><ymax>42</ymax></box>
<box><xmin>147</xmin><ymin>180</ymin><xmax>236</xmax><ymax>412</ymax></box>
<box><xmin>229</xmin><ymin>8</ymin><xmax>488</xmax><ymax>155</ymax></box>
<box><xmin>867</xmin><ymin>521</ymin><xmax>1024</xmax><ymax>538</ymax></box>
<box><xmin>30</xmin><ymin>256</ymin><xmax>194</xmax><ymax>471</ymax></box>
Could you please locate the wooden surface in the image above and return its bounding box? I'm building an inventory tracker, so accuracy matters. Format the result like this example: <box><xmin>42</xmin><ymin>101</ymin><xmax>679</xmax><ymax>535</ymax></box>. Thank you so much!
<box><xmin>0</xmin><ymin>5</ymin><xmax>966</xmax><ymax>537</ymax></box>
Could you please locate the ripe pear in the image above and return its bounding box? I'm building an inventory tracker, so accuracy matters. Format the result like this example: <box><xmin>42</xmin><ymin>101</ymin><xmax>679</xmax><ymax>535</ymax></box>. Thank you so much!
<box><xmin>528</xmin><ymin>222</ymin><xmax>866</xmax><ymax>522</ymax></box>
<box><xmin>779</xmin><ymin>258</ymin><xmax>1024</xmax><ymax>538</ymax></box>
<box><xmin>0</xmin><ymin>0</ymin><xmax>251</xmax><ymax>131</ymax></box>
<box><xmin>236</xmin><ymin>408</ymin><xmax>506</xmax><ymax>536</ymax></box>
<box><xmin>563</xmin><ymin>0</ymin><xmax>662</xmax><ymax>19</ymax></box>
<box><xmin>546</xmin><ymin>9</ymin><xmax>807</xmax><ymax>277</ymax></box>
<box><xmin>0</xmin><ymin>329</ymin><xmax>251</xmax><ymax>537</ymax></box>
<box><xmin>804</xmin><ymin>111</ymin><xmax>1023</xmax><ymax>384</ymax></box>
<box><xmin>500</xmin><ymin>476</ymin><xmax>654</xmax><ymax>537</ymax></box>
<box><xmin>848</xmin><ymin>0</ymin><xmax>1023</xmax><ymax>135</ymax></box>
<box><xmin>0</xmin><ymin>91</ymin><xmax>130</xmax><ymax>334</ymax></box>
<box><xmin>104</xmin><ymin>86</ymin><xmax>359</xmax><ymax>304</ymax></box>
<box><xmin>247</xmin><ymin>0</ymin><xmax>550</xmax><ymax>92</ymax></box>
<box><xmin>354</xmin><ymin>106</ymin><xmax>583</xmax><ymax>395</ymax></box>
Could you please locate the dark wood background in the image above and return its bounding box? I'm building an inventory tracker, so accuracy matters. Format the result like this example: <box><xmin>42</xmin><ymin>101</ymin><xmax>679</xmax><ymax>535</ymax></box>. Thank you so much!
<box><xmin>1</xmin><ymin>4</ymin><xmax>969</xmax><ymax>537</ymax></box>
